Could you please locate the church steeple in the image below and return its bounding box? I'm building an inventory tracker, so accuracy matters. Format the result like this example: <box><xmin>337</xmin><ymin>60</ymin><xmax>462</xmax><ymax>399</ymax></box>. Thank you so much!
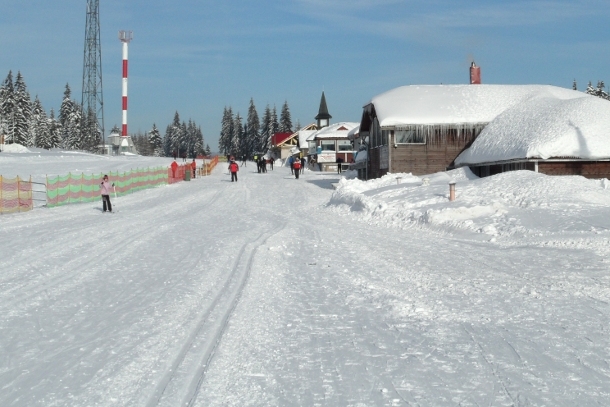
<box><xmin>315</xmin><ymin>91</ymin><xmax>332</xmax><ymax>128</ymax></box>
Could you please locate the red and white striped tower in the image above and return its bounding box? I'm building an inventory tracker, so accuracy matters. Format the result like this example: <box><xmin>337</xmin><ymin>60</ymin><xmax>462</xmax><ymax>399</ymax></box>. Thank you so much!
<box><xmin>118</xmin><ymin>30</ymin><xmax>133</xmax><ymax>137</ymax></box>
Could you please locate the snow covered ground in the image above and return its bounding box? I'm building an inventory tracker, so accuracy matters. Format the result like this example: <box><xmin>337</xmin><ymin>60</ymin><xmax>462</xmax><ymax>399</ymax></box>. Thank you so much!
<box><xmin>1</xmin><ymin>148</ymin><xmax>610</xmax><ymax>406</ymax></box>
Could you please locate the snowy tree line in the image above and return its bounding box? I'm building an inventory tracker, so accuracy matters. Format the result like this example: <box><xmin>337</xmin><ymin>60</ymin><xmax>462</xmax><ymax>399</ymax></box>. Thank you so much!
<box><xmin>574</xmin><ymin>79</ymin><xmax>610</xmax><ymax>101</ymax></box>
<box><xmin>0</xmin><ymin>71</ymin><xmax>100</xmax><ymax>150</ymax></box>
<box><xmin>218</xmin><ymin>99</ymin><xmax>295</xmax><ymax>158</ymax></box>
<box><xmin>0</xmin><ymin>70</ymin><xmax>211</xmax><ymax>157</ymax></box>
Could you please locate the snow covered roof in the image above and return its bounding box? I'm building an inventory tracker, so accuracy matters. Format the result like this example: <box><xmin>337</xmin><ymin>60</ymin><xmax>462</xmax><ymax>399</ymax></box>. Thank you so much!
<box><xmin>369</xmin><ymin>84</ymin><xmax>584</xmax><ymax>127</ymax></box>
<box><xmin>455</xmin><ymin>94</ymin><xmax>610</xmax><ymax>165</ymax></box>
<box><xmin>307</xmin><ymin>122</ymin><xmax>359</xmax><ymax>140</ymax></box>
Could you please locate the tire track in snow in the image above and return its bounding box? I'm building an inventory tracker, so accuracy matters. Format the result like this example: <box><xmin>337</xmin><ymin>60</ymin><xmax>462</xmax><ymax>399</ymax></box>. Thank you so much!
<box><xmin>146</xmin><ymin>221</ymin><xmax>287</xmax><ymax>407</ymax></box>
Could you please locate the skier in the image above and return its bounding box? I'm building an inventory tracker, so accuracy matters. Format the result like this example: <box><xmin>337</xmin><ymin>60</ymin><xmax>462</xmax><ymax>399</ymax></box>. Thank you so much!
<box><xmin>228</xmin><ymin>158</ymin><xmax>239</xmax><ymax>182</ymax></box>
<box><xmin>100</xmin><ymin>175</ymin><xmax>114</xmax><ymax>212</ymax></box>
<box><xmin>288</xmin><ymin>155</ymin><xmax>294</xmax><ymax>175</ymax></box>
<box><xmin>300</xmin><ymin>156</ymin><xmax>306</xmax><ymax>175</ymax></box>
<box><xmin>269</xmin><ymin>156</ymin><xmax>274</xmax><ymax>170</ymax></box>
<box><xmin>191</xmin><ymin>159</ymin><xmax>197</xmax><ymax>179</ymax></box>
<box><xmin>293</xmin><ymin>156</ymin><xmax>301</xmax><ymax>179</ymax></box>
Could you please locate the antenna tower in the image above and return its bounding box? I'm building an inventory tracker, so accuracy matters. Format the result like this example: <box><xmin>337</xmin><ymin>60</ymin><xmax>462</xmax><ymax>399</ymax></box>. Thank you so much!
<box><xmin>81</xmin><ymin>0</ymin><xmax>105</xmax><ymax>149</ymax></box>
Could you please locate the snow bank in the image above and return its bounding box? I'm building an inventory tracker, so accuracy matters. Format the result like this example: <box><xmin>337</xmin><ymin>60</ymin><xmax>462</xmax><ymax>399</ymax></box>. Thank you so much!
<box><xmin>1</xmin><ymin>143</ymin><xmax>31</xmax><ymax>153</ymax></box>
<box><xmin>328</xmin><ymin>168</ymin><xmax>610</xmax><ymax>239</ymax></box>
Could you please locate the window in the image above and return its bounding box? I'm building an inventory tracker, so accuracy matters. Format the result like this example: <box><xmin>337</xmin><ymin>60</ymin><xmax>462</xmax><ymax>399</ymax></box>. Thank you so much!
<box><xmin>337</xmin><ymin>140</ymin><xmax>352</xmax><ymax>151</ymax></box>
<box><xmin>395</xmin><ymin>129</ymin><xmax>425</xmax><ymax>144</ymax></box>
<box><xmin>320</xmin><ymin>140</ymin><xmax>335</xmax><ymax>151</ymax></box>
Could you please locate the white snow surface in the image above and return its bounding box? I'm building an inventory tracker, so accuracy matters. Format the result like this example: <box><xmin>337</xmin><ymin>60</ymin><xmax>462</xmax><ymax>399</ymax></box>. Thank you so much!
<box><xmin>370</xmin><ymin>84</ymin><xmax>585</xmax><ymax>126</ymax></box>
<box><xmin>456</xmin><ymin>95</ymin><xmax>610</xmax><ymax>164</ymax></box>
<box><xmin>2</xmin><ymin>150</ymin><xmax>610</xmax><ymax>406</ymax></box>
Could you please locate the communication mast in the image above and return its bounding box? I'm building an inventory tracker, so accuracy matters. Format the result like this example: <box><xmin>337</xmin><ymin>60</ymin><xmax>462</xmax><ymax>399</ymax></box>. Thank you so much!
<box><xmin>118</xmin><ymin>30</ymin><xmax>133</xmax><ymax>137</ymax></box>
<box><xmin>81</xmin><ymin>0</ymin><xmax>105</xmax><ymax>148</ymax></box>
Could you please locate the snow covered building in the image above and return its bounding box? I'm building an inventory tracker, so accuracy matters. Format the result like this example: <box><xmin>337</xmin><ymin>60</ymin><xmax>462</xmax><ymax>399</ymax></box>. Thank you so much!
<box><xmin>307</xmin><ymin>122</ymin><xmax>359</xmax><ymax>172</ymax></box>
<box><xmin>454</xmin><ymin>94</ymin><xmax>610</xmax><ymax>178</ymax></box>
<box><xmin>360</xmin><ymin>84</ymin><xmax>610</xmax><ymax>179</ymax></box>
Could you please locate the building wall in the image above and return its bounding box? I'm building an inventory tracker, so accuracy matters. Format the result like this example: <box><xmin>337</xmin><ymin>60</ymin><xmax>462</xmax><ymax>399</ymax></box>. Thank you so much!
<box><xmin>539</xmin><ymin>161</ymin><xmax>610</xmax><ymax>179</ymax></box>
<box><xmin>389</xmin><ymin>131</ymin><xmax>478</xmax><ymax>176</ymax></box>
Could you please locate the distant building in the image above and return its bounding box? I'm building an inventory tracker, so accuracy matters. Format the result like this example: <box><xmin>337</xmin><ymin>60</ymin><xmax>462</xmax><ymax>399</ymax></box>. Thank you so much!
<box><xmin>107</xmin><ymin>133</ymin><xmax>137</xmax><ymax>155</ymax></box>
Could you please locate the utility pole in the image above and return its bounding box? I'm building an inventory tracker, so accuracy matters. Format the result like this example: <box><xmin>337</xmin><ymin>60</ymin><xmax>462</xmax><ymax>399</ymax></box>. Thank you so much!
<box><xmin>81</xmin><ymin>0</ymin><xmax>105</xmax><ymax>152</ymax></box>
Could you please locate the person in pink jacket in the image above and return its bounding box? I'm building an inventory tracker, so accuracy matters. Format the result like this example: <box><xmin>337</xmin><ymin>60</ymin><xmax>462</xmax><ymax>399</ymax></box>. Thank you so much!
<box><xmin>100</xmin><ymin>175</ymin><xmax>114</xmax><ymax>212</ymax></box>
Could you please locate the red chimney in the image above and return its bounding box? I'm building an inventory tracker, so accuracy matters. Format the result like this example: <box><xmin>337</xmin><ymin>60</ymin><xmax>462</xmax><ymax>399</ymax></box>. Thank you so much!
<box><xmin>470</xmin><ymin>61</ymin><xmax>481</xmax><ymax>84</ymax></box>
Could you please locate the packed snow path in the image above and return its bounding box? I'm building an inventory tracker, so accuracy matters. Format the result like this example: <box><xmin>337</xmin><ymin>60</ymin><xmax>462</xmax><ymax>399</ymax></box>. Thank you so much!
<box><xmin>1</xmin><ymin>163</ymin><xmax>609</xmax><ymax>406</ymax></box>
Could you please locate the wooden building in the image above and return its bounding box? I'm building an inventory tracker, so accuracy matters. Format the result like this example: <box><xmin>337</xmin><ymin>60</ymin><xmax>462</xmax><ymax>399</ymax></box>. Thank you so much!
<box><xmin>359</xmin><ymin>84</ymin><xmax>595</xmax><ymax>179</ymax></box>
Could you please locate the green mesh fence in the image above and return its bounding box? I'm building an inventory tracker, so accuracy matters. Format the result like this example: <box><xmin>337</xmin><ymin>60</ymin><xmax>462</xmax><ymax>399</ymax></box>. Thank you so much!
<box><xmin>47</xmin><ymin>167</ymin><xmax>168</xmax><ymax>208</ymax></box>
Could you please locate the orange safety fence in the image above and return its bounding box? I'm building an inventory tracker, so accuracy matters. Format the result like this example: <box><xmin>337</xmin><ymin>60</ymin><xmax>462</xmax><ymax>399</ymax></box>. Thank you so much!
<box><xmin>0</xmin><ymin>176</ymin><xmax>33</xmax><ymax>214</ymax></box>
<box><xmin>198</xmin><ymin>156</ymin><xmax>219</xmax><ymax>176</ymax></box>
<box><xmin>168</xmin><ymin>164</ymin><xmax>189</xmax><ymax>184</ymax></box>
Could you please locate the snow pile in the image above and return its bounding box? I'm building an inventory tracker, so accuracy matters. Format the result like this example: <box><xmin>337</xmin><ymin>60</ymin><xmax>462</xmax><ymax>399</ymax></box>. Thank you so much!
<box><xmin>329</xmin><ymin>168</ymin><xmax>610</xmax><ymax>239</ymax></box>
<box><xmin>1</xmin><ymin>143</ymin><xmax>31</xmax><ymax>153</ymax></box>
<box><xmin>456</xmin><ymin>94</ymin><xmax>610</xmax><ymax>164</ymax></box>
<box><xmin>370</xmin><ymin>84</ymin><xmax>583</xmax><ymax>126</ymax></box>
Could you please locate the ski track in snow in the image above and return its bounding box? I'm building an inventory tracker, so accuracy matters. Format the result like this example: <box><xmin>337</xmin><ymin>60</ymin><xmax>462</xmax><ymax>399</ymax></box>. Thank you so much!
<box><xmin>1</xmin><ymin>156</ymin><xmax>610</xmax><ymax>406</ymax></box>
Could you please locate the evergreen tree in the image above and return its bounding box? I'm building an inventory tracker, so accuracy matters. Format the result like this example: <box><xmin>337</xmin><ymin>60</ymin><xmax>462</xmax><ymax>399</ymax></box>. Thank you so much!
<box><xmin>259</xmin><ymin>104</ymin><xmax>271</xmax><ymax>153</ymax></box>
<box><xmin>194</xmin><ymin>125</ymin><xmax>204</xmax><ymax>157</ymax></box>
<box><xmin>246</xmin><ymin>98</ymin><xmax>260</xmax><ymax>156</ymax></box>
<box><xmin>219</xmin><ymin>106</ymin><xmax>234</xmax><ymax>156</ymax></box>
<box><xmin>231</xmin><ymin>112</ymin><xmax>243</xmax><ymax>157</ymax></box>
<box><xmin>279</xmin><ymin>100</ymin><xmax>292</xmax><ymax>133</ymax></box>
<box><xmin>572</xmin><ymin>79</ymin><xmax>577</xmax><ymax>91</ymax></box>
<box><xmin>0</xmin><ymin>71</ymin><xmax>15</xmax><ymax>143</ymax></box>
<box><xmin>31</xmin><ymin>96</ymin><xmax>50</xmax><ymax>148</ymax></box>
<box><xmin>148</xmin><ymin>123</ymin><xmax>164</xmax><ymax>156</ymax></box>
<box><xmin>13</xmin><ymin>72</ymin><xmax>32</xmax><ymax>146</ymax></box>
<box><xmin>169</xmin><ymin>111</ymin><xmax>182</xmax><ymax>157</ymax></box>
<box><xmin>48</xmin><ymin>108</ymin><xmax>61</xmax><ymax>149</ymax></box>
<box><xmin>268</xmin><ymin>105</ymin><xmax>279</xmax><ymax>151</ymax></box>
<box><xmin>59</xmin><ymin>84</ymin><xmax>82</xmax><ymax>149</ymax></box>
<box><xmin>205</xmin><ymin>144</ymin><xmax>212</xmax><ymax>156</ymax></box>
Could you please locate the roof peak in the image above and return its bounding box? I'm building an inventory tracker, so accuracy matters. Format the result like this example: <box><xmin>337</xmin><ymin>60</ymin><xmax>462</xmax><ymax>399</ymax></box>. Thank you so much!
<box><xmin>315</xmin><ymin>91</ymin><xmax>332</xmax><ymax>120</ymax></box>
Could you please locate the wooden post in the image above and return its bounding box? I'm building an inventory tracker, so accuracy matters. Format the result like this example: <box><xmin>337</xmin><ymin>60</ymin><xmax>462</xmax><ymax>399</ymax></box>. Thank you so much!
<box><xmin>449</xmin><ymin>181</ymin><xmax>456</xmax><ymax>201</ymax></box>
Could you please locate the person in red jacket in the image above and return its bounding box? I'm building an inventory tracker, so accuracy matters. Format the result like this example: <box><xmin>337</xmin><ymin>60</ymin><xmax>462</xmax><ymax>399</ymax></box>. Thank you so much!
<box><xmin>191</xmin><ymin>158</ymin><xmax>197</xmax><ymax>179</ymax></box>
<box><xmin>170</xmin><ymin>159</ymin><xmax>178</xmax><ymax>179</ymax></box>
<box><xmin>293</xmin><ymin>156</ymin><xmax>301</xmax><ymax>179</ymax></box>
<box><xmin>228</xmin><ymin>158</ymin><xmax>239</xmax><ymax>182</ymax></box>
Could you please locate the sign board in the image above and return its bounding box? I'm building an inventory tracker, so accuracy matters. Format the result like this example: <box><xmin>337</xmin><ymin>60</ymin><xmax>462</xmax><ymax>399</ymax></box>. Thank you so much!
<box><xmin>317</xmin><ymin>151</ymin><xmax>337</xmax><ymax>163</ymax></box>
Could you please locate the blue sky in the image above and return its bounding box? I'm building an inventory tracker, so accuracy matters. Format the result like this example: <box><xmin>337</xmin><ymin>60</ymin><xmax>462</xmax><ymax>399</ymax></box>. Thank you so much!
<box><xmin>2</xmin><ymin>0</ymin><xmax>609</xmax><ymax>150</ymax></box>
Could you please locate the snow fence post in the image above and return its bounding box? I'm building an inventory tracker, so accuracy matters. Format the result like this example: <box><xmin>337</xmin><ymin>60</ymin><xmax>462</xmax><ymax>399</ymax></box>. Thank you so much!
<box><xmin>449</xmin><ymin>181</ymin><xmax>456</xmax><ymax>201</ymax></box>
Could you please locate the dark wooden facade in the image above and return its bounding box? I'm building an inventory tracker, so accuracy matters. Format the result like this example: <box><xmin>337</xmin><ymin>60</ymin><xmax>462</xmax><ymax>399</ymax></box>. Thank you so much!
<box><xmin>360</xmin><ymin>102</ymin><xmax>487</xmax><ymax>179</ymax></box>
<box><xmin>469</xmin><ymin>160</ymin><xmax>610</xmax><ymax>179</ymax></box>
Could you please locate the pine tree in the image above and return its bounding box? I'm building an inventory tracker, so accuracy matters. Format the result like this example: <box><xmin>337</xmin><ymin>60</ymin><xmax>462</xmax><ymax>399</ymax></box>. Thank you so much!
<box><xmin>267</xmin><ymin>105</ymin><xmax>279</xmax><ymax>152</ymax></box>
<box><xmin>13</xmin><ymin>72</ymin><xmax>32</xmax><ymax>146</ymax></box>
<box><xmin>0</xmin><ymin>71</ymin><xmax>15</xmax><ymax>143</ymax></box>
<box><xmin>231</xmin><ymin>112</ymin><xmax>243</xmax><ymax>157</ymax></box>
<box><xmin>169</xmin><ymin>111</ymin><xmax>182</xmax><ymax>157</ymax></box>
<box><xmin>205</xmin><ymin>144</ymin><xmax>212</xmax><ymax>156</ymax></box>
<box><xmin>194</xmin><ymin>125</ymin><xmax>204</xmax><ymax>157</ymax></box>
<box><xmin>219</xmin><ymin>106</ymin><xmax>234</xmax><ymax>156</ymax></box>
<box><xmin>31</xmin><ymin>96</ymin><xmax>50</xmax><ymax>148</ymax></box>
<box><xmin>246</xmin><ymin>98</ymin><xmax>260</xmax><ymax>156</ymax></box>
<box><xmin>148</xmin><ymin>123</ymin><xmax>163</xmax><ymax>156</ymax></box>
<box><xmin>259</xmin><ymin>104</ymin><xmax>271</xmax><ymax>153</ymax></box>
<box><xmin>279</xmin><ymin>100</ymin><xmax>292</xmax><ymax>133</ymax></box>
<box><xmin>572</xmin><ymin>79</ymin><xmax>577</xmax><ymax>91</ymax></box>
<box><xmin>59</xmin><ymin>84</ymin><xmax>82</xmax><ymax>149</ymax></box>
<box><xmin>48</xmin><ymin>108</ymin><xmax>61</xmax><ymax>149</ymax></box>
